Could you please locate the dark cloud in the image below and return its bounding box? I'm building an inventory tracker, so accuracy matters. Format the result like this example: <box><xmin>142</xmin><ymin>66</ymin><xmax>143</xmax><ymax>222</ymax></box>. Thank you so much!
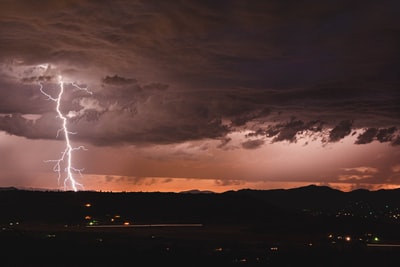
<box><xmin>329</xmin><ymin>120</ymin><xmax>353</xmax><ymax>142</ymax></box>
<box><xmin>231</xmin><ymin>108</ymin><xmax>270</xmax><ymax>126</ymax></box>
<box><xmin>215</xmin><ymin>179</ymin><xmax>245</xmax><ymax>186</ymax></box>
<box><xmin>245</xmin><ymin>119</ymin><xmax>400</xmax><ymax>146</ymax></box>
<box><xmin>21</xmin><ymin>76</ymin><xmax>53</xmax><ymax>83</ymax></box>
<box><xmin>0</xmin><ymin>80</ymin><xmax>231</xmax><ymax>146</ymax></box>
<box><xmin>0</xmin><ymin>80</ymin><xmax>54</xmax><ymax>114</ymax></box>
<box><xmin>248</xmin><ymin>119</ymin><xmax>323</xmax><ymax>143</ymax></box>
<box><xmin>217</xmin><ymin>137</ymin><xmax>232</xmax><ymax>149</ymax></box>
<box><xmin>241</xmin><ymin>139</ymin><xmax>265</xmax><ymax>150</ymax></box>
<box><xmin>355</xmin><ymin>128</ymin><xmax>378</xmax><ymax>144</ymax></box>
<box><xmin>102</xmin><ymin>75</ymin><xmax>136</xmax><ymax>86</ymax></box>
<box><xmin>104</xmin><ymin>176</ymin><xmax>157</xmax><ymax>185</ymax></box>
<box><xmin>0</xmin><ymin>0</ymin><xmax>399</xmax><ymax>146</ymax></box>
<box><xmin>0</xmin><ymin>113</ymin><xmax>60</xmax><ymax>140</ymax></box>
<box><xmin>376</xmin><ymin>127</ymin><xmax>397</xmax><ymax>143</ymax></box>
<box><xmin>355</xmin><ymin>127</ymin><xmax>399</xmax><ymax>145</ymax></box>
<box><xmin>274</xmin><ymin>121</ymin><xmax>304</xmax><ymax>142</ymax></box>
<box><xmin>273</xmin><ymin>120</ymin><xmax>308</xmax><ymax>143</ymax></box>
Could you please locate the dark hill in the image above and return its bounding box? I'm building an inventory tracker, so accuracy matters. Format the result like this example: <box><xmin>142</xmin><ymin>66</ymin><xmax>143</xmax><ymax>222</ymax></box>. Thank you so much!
<box><xmin>0</xmin><ymin>189</ymin><xmax>292</xmax><ymax>226</ymax></box>
<box><xmin>1</xmin><ymin>185</ymin><xmax>400</xmax><ymax>233</ymax></box>
<box><xmin>2</xmin><ymin>186</ymin><xmax>400</xmax><ymax>267</ymax></box>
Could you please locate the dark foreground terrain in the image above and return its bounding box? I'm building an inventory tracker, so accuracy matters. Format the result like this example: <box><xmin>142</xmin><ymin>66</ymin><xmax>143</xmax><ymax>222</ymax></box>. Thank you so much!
<box><xmin>1</xmin><ymin>185</ymin><xmax>400</xmax><ymax>266</ymax></box>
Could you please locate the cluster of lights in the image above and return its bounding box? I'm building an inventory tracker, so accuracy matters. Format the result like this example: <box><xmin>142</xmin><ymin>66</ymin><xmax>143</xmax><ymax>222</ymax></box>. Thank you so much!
<box><xmin>328</xmin><ymin>233</ymin><xmax>380</xmax><ymax>244</ymax></box>
<box><xmin>83</xmin><ymin>203</ymin><xmax>131</xmax><ymax>226</ymax></box>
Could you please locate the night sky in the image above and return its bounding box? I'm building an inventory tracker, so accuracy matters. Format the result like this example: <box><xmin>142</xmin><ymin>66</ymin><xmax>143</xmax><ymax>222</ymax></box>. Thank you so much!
<box><xmin>0</xmin><ymin>0</ymin><xmax>399</xmax><ymax>192</ymax></box>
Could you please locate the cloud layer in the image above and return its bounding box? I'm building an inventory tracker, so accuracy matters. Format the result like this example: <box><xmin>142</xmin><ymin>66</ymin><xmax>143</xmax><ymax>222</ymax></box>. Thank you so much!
<box><xmin>1</xmin><ymin>0</ymin><xmax>399</xmax><ymax>147</ymax></box>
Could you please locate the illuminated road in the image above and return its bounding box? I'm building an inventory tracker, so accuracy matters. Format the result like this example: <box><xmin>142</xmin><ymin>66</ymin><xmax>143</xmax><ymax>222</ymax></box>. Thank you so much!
<box><xmin>86</xmin><ymin>223</ymin><xmax>203</xmax><ymax>228</ymax></box>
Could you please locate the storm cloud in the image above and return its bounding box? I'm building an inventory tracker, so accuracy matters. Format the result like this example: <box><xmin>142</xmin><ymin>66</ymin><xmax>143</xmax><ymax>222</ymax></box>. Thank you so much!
<box><xmin>0</xmin><ymin>0</ymin><xmax>399</xmax><ymax>147</ymax></box>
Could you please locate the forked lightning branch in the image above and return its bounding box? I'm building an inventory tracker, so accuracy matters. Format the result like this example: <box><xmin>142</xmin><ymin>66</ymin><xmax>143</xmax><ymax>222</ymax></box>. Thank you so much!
<box><xmin>39</xmin><ymin>75</ymin><xmax>91</xmax><ymax>191</ymax></box>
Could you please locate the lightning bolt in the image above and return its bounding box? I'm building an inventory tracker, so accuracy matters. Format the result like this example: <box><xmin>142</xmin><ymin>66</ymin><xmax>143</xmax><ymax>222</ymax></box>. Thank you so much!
<box><xmin>39</xmin><ymin>75</ymin><xmax>92</xmax><ymax>192</ymax></box>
